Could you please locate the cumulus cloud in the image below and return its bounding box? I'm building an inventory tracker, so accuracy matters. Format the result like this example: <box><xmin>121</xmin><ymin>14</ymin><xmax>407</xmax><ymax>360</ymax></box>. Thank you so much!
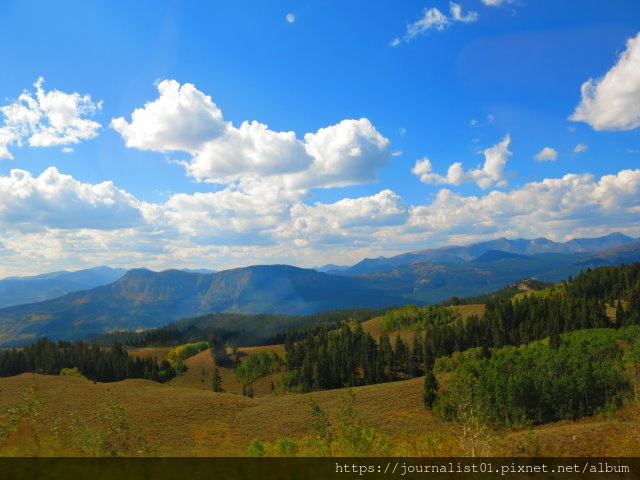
<box><xmin>391</xmin><ymin>2</ymin><xmax>477</xmax><ymax>46</ymax></box>
<box><xmin>187</xmin><ymin>120</ymin><xmax>312</xmax><ymax>181</ymax></box>
<box><xmin>574</xmin><ymin>144</ymin><xmax>588</xmax><ymax>153</ymax></box>
<box><xmin>534</xmin><ymin>147</ymin><xmax>558</xmax><ymax>162</ymax></box>
<box><xmin>159</xmin><ymin>181</ymin><xmax>301</xmax><ymax>245</ymax></box>
<box><xmin>283</xmin><ymin>190</ymin><xmax>408</xmax><ymax>244</ymax></box>
<box><xmin>292</xmin><ymin>118</ymin><xmax>390</xmax><ymax>189</ymax></box>
<box><xmin>0</xmin><ymin>167</ymin><xmax>143</xmax><ymax>232</ymax></box>
<box><xmin>0</xmin><ymin>78</ymin><xmax>101</xmax><ymax>159</ymax></box>
<box><xmin>2</xmin><ymin>164</ymin><xmax>640</xmax><ymax>276</ymax></box>
<box><xmin>113</xmin><ymin>80</ymin><xmax>390</xmax><ymax>188</ymax></box>
<box><xmin>407</xmin><ymin>169</ymin><xmax>640</xmax><ymax>242</ymax></box>
<box><xmin>111</xmin><ymin>79</ymin><xmax>227</xmax><ymax>153</ymax></box>
<box><xmin>412</xmin><ymin>135</ymin><xmax>511</xmax><ymax>189</ymax></box>
<box><xmin>569</xmin><ymin>32</ymin><xmax>640</xmax><ymax>131</ymax></box>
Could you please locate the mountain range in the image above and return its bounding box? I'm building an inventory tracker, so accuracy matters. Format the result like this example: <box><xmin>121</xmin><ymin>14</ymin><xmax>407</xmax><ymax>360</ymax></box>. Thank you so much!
<box><xmin>0</xmin><ymin>233</ymin><xmax>638</xmax><ymax>346</ymax></box>
<box><xmin>331</xmin><ymin>232</ymin><xmax>637</xmax><ymax>275</ymax></box>
<box><xmin>0</xmin><ymin>266</ymin><xmax>127</xmax><ymax>309</ymax></box>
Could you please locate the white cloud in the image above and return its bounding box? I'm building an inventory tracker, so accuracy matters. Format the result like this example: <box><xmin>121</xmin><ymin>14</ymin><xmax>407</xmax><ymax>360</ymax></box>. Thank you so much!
<box><xmin>284</xmin><ymin>190</ymin><xmax>408</xmax><ymax>245</ymax></box>
<box><xmin>407</xmin><ymin>7</ymin><xmax>449</xmax><ymax>35</ymax></box>
<box><xmin>2</xmin><ymin>165</ymin><xmax>639</xmax><ymax>277</ymax></box>
<box><xmin>450</xmin><ymin>2</ymin><xmax>478</xmax><ymax>22</ymax></box>
<box><xmin>534</xmin><ymin>147</ymin><xmax>558</xmax><ymax>162</ymax></box>
<box><xmin>574</xmin><ymin>144</ymin><xmax>588</xmax><ymax>153</ymax></box>
<box><xmin>407</xmin><ymin>169</ymin><xmax>640</xmax><ymax>242</ymax></box>
<box><xmin>286</xmin><ymin>13</ymin><xmax>295</xmax><ymax>23</ymax></box>
<box><xmin>0</xmin><ymin>167</ymin><xmax>143</xmax><ymax>232</ymax></box>
<box><xmin>481</xmin><ymin>0</ymin><xmax>514</xmax><ymax>6</ymax></box>
<box><xmin>0</xmin><ymin>78</ymin><xmax>101</xmax><ymax>159</ymax></box>
<box><xmin>113</xmin><ymin>80</ymin><xmax>391</xmax><ymax>189</ymax></box>
<box><xmin>412</xmin><ymin>135</ymin><xmax>511</xmax><ymax>189</ymax></box>
<box><xmin>391</xmin><ymin>2</ymin><xmax>477</xmax><ymax>46</ymax></box>
<box><xmin>470</xmin><ymin>114</ymin><xmax>494</xmax><ymax>127</ymax></box>
<box><xmin>111</xmin><ymin>79</ymin><xmax>226</xmax><ymax>153</ymax></box>
<box><xmin>569</xmin><ymin>32</ymin><xmax>640</xmax><ymax>131</ymax></box>
<box><xmin>187</xmin><ymin>120</ymin><xmax>312</xmax><ymax>182</ymax></box>
<box><xmin>160</xmin><ymin>181</ymin><xmax>301</xmax><ymax>246</ymax></box>
<box><xmin>294</xmin><ymin>118</ymin><xmax>390</xmax><ymax>189</ymax></box>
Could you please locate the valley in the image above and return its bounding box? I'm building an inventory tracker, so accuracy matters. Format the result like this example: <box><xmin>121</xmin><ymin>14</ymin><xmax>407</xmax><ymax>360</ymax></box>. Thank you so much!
<box><xmin>0</xmin><ymin>233</ymin><xmax>638</xmax><ymax>347</ymax></box>
<box><xmin>0</xmin><ymin>239</ymin><xmax>639</xmax><ymax>458</ymax></box>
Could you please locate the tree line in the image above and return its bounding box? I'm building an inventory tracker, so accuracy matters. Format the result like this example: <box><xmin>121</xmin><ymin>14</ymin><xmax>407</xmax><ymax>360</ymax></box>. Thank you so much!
<box><xmin>278</xmin><ymin>263</ymin><xmax>640</xmax><ymax>409</ymax></box>
<box><xmin>0</xmin><ymin>338</ymin><xmax>179</xmax><ymax>383</ymax></box>
<box><xmin>282</xmin><ymin>324</ymin><xmax>423</xmax><ymax>392</ymax></box>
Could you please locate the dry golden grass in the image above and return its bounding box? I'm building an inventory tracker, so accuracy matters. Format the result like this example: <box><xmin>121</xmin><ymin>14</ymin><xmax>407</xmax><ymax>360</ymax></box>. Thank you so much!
<box><xmin>1</xmin><ymin>372</ymin><xmax>639</xmax><ymax>457</ymax></box>
<box><xmin>127</xmin><ymin>347</ymin><xmax>171</xmax><ymax>361</ymax></box>
<box><xmin>451</xmin><ymin>304</ymin><xmax>485</xmax><ymax>319</ymax></box>
<box><xmin>360</xmin><ymin>305</ymin><xmax>485</xmax><ymax>345</ymax></box>
<box><xmin>168</xmin><ymin>345</ymin><xmax>285</xmax><ymax>397</ymax></box>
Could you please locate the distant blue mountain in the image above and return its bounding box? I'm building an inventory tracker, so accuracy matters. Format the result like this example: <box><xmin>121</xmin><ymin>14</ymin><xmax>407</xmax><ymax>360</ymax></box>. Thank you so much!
<box><xmin>0</xmin><ymin>234</ymin><xmax>638</xmax><ymax>346</ymax></box>
<box><xmin>473</xmin><ymin>250</ymin><xmax>533</xmax><ymax>263</ymax></box>
<box><xmin>0</xmin><ymin>266</ymin><xmax>127</xmax><ymax>308</ymax></box>
<box><xmin>338</xmin><ymin>233</ymin><xmax>637</xmax><ymax>275</ymax></box>
<box><xmin>180</xmin><ymin>268</ymin><xmax>217</xmax><ymax>274</ymax></box>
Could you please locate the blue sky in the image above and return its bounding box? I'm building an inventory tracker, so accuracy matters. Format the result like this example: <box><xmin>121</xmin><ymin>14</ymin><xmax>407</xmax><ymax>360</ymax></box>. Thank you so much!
<box><xmin>0</xmin><ymin>0</ymin><xmax>639</xmax><ymax>276</ymax></box>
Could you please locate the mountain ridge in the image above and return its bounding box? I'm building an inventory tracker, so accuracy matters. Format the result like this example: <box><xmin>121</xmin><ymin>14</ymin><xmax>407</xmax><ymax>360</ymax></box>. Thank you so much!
<box><xmin>334</xmin><ymin>232</ymin><xmax>637</xmax><ymax>275</ymax></box>
<box><xmin>0</xmin><ymin>234</ymin><xmax>639</xmax><ymax>346</ymax></box>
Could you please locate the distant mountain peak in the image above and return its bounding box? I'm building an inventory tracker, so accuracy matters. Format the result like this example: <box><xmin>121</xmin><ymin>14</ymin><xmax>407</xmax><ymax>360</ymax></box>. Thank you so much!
<box><xmin>473</xmin><ymin>250</ymin><xmax>532</xmax><ymax>263</ymax></box>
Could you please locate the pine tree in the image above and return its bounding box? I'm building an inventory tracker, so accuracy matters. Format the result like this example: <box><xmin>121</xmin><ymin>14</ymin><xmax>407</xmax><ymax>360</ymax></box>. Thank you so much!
<box><xmin>212</xmin><ymin>367</ymin><xmax>223</xmax><ymax>392</ymax></box>
<box><xmin>616</xmin><ymin>300</ymin><xmax>625</xmax><ymax>326</ymax></box>
<box><xmin>423</xmin><ymin>368</ymin><xmax>438</xmax><ymax>409</ymax></box>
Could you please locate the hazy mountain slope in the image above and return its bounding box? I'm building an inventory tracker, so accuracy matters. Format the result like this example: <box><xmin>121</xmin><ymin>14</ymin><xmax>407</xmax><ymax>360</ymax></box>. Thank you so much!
<box><xmin>340</xmin><ymin>233</ymin><xmax>637</xmax><ymax>275</ymax></box>
<box><xmin>0</xmin><ymin>266</ymin><xmax>127</xmax><ymax>308</ymax></box>
<box><xmin>1</xmin><ymin>237</ymin><xmax>639</xmax><ymax>346</ymax></box>
<box><xmin>0</xmin><ymin>266</ymin><xmax>407</xmax><ymax>345</ymax></box>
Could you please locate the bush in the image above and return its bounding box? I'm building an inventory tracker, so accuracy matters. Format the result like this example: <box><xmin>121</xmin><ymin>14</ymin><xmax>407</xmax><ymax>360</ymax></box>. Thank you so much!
<box><xmin>247</xmin><ymin>439</ymin><xmax>266</xmax><ymax>457</ymax></box>
<box><xmin>167</xmin><ymin>341</ymin><xmax>209</xmax><ymax>364</ymax></box>
<box><xmin>60</xmin><ymin>367</ymin><xmax>88</xmax><ymax>380</ymax></box>
<box><xmin>382</xmin><ymin>305</ymin><xmax>459</xmax><ymax>331</ymax></box>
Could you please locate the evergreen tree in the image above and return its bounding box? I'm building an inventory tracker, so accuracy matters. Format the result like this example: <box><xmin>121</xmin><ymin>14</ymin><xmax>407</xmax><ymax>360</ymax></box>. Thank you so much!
<box><xmin>423</xmin><ymin>368</ymin><xmax>438</xmax><ymax>409</ymax></box>
<box><xmin>616</xmin><ymin>300</ymin><xmax>625</xmax><ymax>326</ymax></box>
<box><xmin>212</xmin><ymin>367</ymin><xmax>223</xmax><ymax>392</ymax></box>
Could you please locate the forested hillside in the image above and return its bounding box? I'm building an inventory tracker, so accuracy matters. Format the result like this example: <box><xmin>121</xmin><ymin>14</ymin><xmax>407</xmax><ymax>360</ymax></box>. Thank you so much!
<box><xmin>248</xmin><ymin>264</ymin><xmax>640</xmax><ymax>411</ymax></box>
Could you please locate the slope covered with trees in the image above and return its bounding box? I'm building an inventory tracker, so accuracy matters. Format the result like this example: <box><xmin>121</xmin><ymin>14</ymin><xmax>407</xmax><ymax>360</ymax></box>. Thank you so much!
<box><xmin>276</xmin><ymin>263</ymin><xmax>640</xmax><ymax>421</ymax></box>
<box><xmin>0</xmin><ymin>338</ymin><xmax>179</xmax><ymax>383</ymax></box>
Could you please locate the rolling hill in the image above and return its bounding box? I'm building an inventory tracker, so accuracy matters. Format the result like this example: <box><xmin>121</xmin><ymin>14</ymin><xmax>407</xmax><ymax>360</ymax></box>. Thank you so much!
<box><xmin>1</xmin><ymin>372</ymin><xmax>638</xmax><ymax>457</ymax></box>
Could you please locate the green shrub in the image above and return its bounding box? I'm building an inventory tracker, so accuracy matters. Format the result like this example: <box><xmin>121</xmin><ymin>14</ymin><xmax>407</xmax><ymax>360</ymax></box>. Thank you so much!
<box><xmin>167</xmin><ymin>341</ymin><xmax>209</xmax><ymax>364</ymax></box>
<box><xmin>60</xmin><ymin>367</ymin><xmax>88</xmax><ymax>380</ymax></box>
